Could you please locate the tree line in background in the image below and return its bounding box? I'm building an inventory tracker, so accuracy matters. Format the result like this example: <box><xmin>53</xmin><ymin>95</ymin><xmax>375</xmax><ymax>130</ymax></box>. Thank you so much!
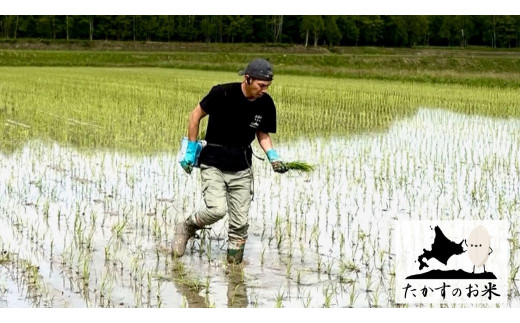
<box><xmin>1</xmin><ymin>15</ymin><xmax>520</xmax><ymax>48</ymax></box>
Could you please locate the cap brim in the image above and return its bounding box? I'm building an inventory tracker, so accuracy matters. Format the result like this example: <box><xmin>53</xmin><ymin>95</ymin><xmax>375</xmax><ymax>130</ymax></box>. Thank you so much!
<box><xmin>253</xmin><ymin>77</ymin><xmax>273</xmax><ymax>81</ymax></box>
<box><xmin>237</xmin><ymin>70</ymin><xmax>273</xmax><ymax>81</ymax></box>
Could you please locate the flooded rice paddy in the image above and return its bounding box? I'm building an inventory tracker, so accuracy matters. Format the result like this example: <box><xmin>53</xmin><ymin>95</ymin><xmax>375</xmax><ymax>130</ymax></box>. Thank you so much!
<box><xmin>1</xmin><ymin>108</ymin><xmax>520</xmax><ymax>307</ymax></box>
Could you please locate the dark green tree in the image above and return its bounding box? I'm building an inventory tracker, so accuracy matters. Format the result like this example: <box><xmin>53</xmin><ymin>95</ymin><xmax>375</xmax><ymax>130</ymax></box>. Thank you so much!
<box><xmin>271</xmin><ymin>15</ymin><xmax>283</xmax><ymax>43</ymax></box>
<box><xmin>405</xmin><ymin>16</ymin><xmax>429</xmax><ymax>46</ymax></box>
<box><xmin>16</xmin><ymin>16</ymin><xmax>36</xmax><ymax>38</ymax></box>
<box><xmin>439</xmin><ymin>16</ymin><xmax>456</xmax><ymax>46</ymax></box>
<box><xmin>382</xmin><ymin>16</ymin><xmax>408</xmax><ymax>46</ymax></box>
<box><xmin>452</xmin><ymin>15</ymin><xmax>475</xmax><ymax>47</ymax></box>
<box><xmin>337</xmin><ymin>16</ymin><xmax>359</xmax><ymax>46</ymax></box>
<box><xmin>113</xmin><ymin>15</ymin><xmax>133</xmax><ymax>41</ymax></box>
<box><xmin>281</xmin><ymin>16</ymin><xmax>300</xmax><ymax>44</ymax></box>
<box><xmin>324</xmin><ymin>16</ymin><xmax>342</xmax><ymax>47</ymax></box>
<box><xmin>1</xmin><ymin>15</ymin><xmax>21</xmax><ymax>39</ymax></box>
<box><xmin>95</xmin><ymin>16</ymin><xmax>116</xmax><ymax>40</ymax></box>
<box><xmin>357</xmin><ymin>16</ymin><xmax>384</xmax><ymax>45</ymax></box>
<box><xmin>300</xmin><ymin>16</ymin><xmax>324</xmax><ymax>47</ymax></box>
<box><xmin>300</xmin><ymin>16</ymin><xmax>314</xmax><ymax>47</ymax></box>
<box><xmin>140</xmin><ymin>16</ymin><xmax>160</xmax><ymax>41</ymax></box>
<box><xmin>225</xmin><ymin>16</ymin><xmax>253</xmax><ymax>43</ymax></box>
<box><xmin>34</xmin><ymin>16</ymin><xmax>55</xmax><ymax>39</ymax></box>
<box><xmin>201</xmin><ymin>16</ymin><xmax>217</xmax><ymax>43</ymax></box>
<box><xmin>514</xmin><ymin>16</ymin><xmax>520</xmax><ymax>47</ymax></box>
<box><xmin>496</xmin><ymin>15</ymin><xmax>517</xmax><ymax>48</ymax></box>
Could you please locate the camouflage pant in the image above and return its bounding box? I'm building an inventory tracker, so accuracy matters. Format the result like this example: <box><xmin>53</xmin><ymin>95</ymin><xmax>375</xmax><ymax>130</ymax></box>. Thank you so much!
<box><xmin>187</xmin><ymin>164</ymin><xmax>252</xmax><ymax>246</ymax></box>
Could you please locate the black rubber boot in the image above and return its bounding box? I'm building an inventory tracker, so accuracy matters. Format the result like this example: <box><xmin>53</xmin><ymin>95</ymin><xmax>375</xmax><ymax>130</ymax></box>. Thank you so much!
<box><xmin>227</xmin><ymin>240</ymin><xmax>246</xmax><ymax>264</ymax></box>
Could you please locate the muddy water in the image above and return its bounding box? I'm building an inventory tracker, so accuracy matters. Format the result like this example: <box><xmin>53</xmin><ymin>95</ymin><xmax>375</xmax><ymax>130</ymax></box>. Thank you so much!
<box><xmin>1</xmin><ymin>108</ymin><xmax>520</xmax><ymax>307</ymax></box>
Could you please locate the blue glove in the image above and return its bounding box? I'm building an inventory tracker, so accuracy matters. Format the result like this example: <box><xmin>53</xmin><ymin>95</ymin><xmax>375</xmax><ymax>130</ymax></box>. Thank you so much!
<box><xmin>266</xmin><ymin>149</ymin><xmax>280</xmax><ymax>162</ymax></box>
<box><xmin>266</xmin><ymin>149</ymin><xmax>288</xmax><ymax>173</ymax></box>
<box><xmin>180</xmin><ymin>140</ymin><xmax>198</xmax><ymax>174</ymax></box>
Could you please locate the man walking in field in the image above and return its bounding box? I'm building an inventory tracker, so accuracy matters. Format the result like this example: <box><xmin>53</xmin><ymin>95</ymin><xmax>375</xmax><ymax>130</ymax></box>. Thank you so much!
<box><xmin>174</xmin><ymin>58</ymin><xmax>288</xmax><ymax>264</ymax></box>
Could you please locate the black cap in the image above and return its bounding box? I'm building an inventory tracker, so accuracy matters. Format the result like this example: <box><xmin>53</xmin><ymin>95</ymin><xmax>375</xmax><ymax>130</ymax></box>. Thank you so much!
<box><xmin>239</xmin><ymin>58</ymin><xmax>274</xmax><ymax>81</ymax></box>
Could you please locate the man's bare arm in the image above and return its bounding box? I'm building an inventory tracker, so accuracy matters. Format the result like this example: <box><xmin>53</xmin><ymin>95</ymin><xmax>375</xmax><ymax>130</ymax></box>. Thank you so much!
<box><xmin>256</xmin><ymin>130</ymin><xmax>273</xmax><ymax>153</ymax></box>
<box><xmin>188</xmin><ymin>104</ymin><xmax>208</xmax><ymax>141</ymax></box>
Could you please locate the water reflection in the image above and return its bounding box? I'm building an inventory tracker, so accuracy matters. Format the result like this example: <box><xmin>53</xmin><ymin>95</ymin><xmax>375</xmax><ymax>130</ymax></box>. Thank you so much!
<box><xmin>226</xmin><ymin>265</ymin><xmax>248</xmax><ymax>308</ymax></box>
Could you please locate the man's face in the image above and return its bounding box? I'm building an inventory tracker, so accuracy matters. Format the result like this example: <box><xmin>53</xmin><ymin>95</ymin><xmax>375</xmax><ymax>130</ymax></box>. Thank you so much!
<box><xmin>248</xmin><ymin>78</ymin><xmax>272</xmax><ymax>99</ymax></box>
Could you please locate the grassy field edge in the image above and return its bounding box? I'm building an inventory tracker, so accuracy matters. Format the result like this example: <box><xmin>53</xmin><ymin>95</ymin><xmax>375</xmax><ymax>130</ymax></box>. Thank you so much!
<box><xmin>1</xmin><ymin>41</ymin><xmax>520</xmax><ymax>88</ymax></box>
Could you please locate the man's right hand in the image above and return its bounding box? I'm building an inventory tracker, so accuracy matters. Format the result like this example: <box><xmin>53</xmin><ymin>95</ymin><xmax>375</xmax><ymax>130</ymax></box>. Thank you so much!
<box><xmin>180</xmin><ymin>140</ymin><xmax>198</xmax><ymax>174</ymax></box>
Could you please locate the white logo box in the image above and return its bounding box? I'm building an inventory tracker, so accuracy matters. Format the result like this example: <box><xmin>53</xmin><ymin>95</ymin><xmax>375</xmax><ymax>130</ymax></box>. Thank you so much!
<box><xmin>394</xmin><ymin>220</ymin><xmax>509</xmax><ymax>305</ymax></box>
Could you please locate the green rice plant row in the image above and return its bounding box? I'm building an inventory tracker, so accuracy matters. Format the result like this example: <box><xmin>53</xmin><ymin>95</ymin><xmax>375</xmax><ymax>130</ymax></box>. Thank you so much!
<box><xmin>0</xmin><ymin>67</ymin><xmax>519</xmax><ymax>154</ymax></box>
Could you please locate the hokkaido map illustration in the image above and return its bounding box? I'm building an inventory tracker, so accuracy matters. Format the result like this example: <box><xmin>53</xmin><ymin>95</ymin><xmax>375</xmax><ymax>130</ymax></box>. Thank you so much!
<box><xmin>406</xmin><ymin>226</ymin><xmax>496</xmax><ymax>279</ymax></box>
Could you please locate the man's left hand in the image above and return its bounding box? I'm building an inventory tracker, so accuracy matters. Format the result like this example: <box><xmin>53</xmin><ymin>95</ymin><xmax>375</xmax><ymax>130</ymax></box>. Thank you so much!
<box><xmin>266</xmin><ymin>149</ymin><xmax>288</xmax><ymax>174</ymax></box>
<box><xmin>271</xmin><ymin>161</ymin><xmax>288</xmax><ymax>173</ymax></box>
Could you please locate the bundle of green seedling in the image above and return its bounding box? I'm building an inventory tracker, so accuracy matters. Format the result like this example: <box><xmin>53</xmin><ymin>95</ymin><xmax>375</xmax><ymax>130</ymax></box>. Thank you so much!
<box><xmin>283</xmin><ymin>161</ymin><xmax>314</xmax><ymax>172</ymax></box>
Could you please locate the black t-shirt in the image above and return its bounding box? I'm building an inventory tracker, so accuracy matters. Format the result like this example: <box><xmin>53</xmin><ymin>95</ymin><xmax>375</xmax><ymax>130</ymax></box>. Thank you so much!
<box><xmin>198</xmin><ymin>82</ymin><xmax>276</xmax><ymax>172</ymax></box>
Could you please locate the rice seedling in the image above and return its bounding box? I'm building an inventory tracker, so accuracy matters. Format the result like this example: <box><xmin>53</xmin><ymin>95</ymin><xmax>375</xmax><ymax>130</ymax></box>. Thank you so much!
<box><xmin>370</xmin><ymin>286</ymin><xmax>382</xmax><ymax>308</ymax></box>
<box><xmin>510</xmin><ymin>265</ymin><xmax>520</xmax><ymax>283</ymax></box>
<box><xmin>81</xmin><ymin>255</ymin><xmax>91</xmax><ymax>286</ymax></box>
<box><xmin>260</xmin><ymin>248</ymin><xmax>266</xmax><ymax>266</ymax></box>
<box><xmin>229</xmin><ymin>283</ymin><xmax>243</xmax><ymax>307</ymax></box>
<box><xmin>250</xmin><ymin>287</ymin><xmax>260</xmax><ymax>308</ymax></box>
<box><xmin>325</xmin><ymin>259</ymin><xmax>335</xmax><ymax>277</ymax></box>
<box><xmin>274</xmin><ymin>289</ymin><xmax>285</xmax><ymax>308</ymax></box>
<box><xmin>99</xmin><ymin>270</ymin><xmax>114</xmax><ymax>303</ymax></box>
<box><xmin>302</xmin><ymin>290</ymin><xmax>312</xmax><ymax>308</ymax></box>
<box><xmin>323</xmin><ymin>284</ymin><xmax>334</xmax><ymax>308</ymax></box>
<box><xmin>284</xmin><ymin>161</ymin><xmax>314</xmax><ymax>173</ymax></box>
<box><xmin>285</xmin><ymin>259</ymin><xmax>292</xmax><ymax>278</ymax></box>
<box><xmin>112</xmin><ymin>220</ymin><xmax>127</xmax><ymax>240</ymax></box>
<box><xmin>0</xmin><ymin>281</ymin><xmax>6</xmax><ymax>295</ymax></box>
<box><xmin>349</xmin><ymin>283</ymin><xmax>359</xmax><ymax>308</ymax></box>
<box><xmin>181</xmin><ymin>296</ymin><xmax>188</xmax><ymax>308</ymax></box>
<box><xmin>299</xmin><ymin>243</ymin><xmax>306</xmax><ymax>264</ymax></box>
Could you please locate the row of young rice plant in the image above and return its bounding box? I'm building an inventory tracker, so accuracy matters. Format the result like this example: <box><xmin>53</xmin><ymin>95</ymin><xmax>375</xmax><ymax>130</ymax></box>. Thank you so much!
<box><xmin>1</xmin><ymin>67</ymin><xmax>519</xmax><ymax>153</ymax></box>
<box><xmin>0</xmin><ymin>67</ymin><xmax>520</xmax><ymax>307</ymax></box>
